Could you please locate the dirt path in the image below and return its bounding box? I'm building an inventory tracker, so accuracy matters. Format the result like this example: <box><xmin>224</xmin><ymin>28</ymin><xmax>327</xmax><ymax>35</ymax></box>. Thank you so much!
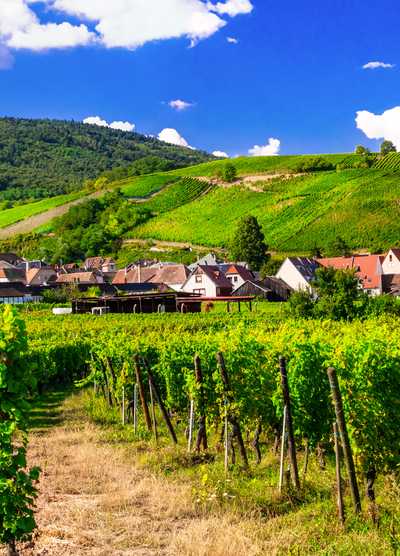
<box><xmin>4</xmin><ymin>393</ymin><xmax>262</xmax><ymax>556</ymax></box>
<box><xmin>0</xmin><ymin>192</ymin><xmax>103</xmax><ymax>240</ymax></box>
<box><xmin>122</xmin><ymin>237</ymin><xmax>226</xmax><ymax>254</ymax></box>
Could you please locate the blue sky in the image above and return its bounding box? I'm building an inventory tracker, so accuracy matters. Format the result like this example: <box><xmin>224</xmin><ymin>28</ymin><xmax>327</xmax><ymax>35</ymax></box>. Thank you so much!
<box><xmin>0</xmin><ymin>0</ymin><xmax>399</xmax><ymax>157</ymax></box>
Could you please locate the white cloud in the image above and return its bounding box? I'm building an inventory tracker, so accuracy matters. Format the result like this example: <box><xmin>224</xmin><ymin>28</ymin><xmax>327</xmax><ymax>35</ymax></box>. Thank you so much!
<box><xmin>356</xmin><ymin>106</ymin><xmax>400</xmax><ymax>150</ymax></box>
<box><xmin>227</xmin><ymin>36</ymin><xmax>238</xmax><ymax>44</ymax></box>
<box><xmin>0</xmin><ymin>45</ymin><xmax>14</xmax><ymax>69</ymax></box>
<box><xmin>8</xmin><ymin>22</ymin><xmax>94</xmax><ymax>50</ymax></box>
<box><xmin>109</xmin><ymin>121</ymin><xmax>136</xmax><ymax>132</ymax></box>
<box><xmin>213</xmin><ymin>150</ymin><xmax>229</xmax><ymax>157</ymax></box>
<box><xmin>158</xmin><ymin>128</ymin><xmax>191</xmax><ymax>148</ymax></box>
<box><xmin>248</xmin><ymin>137</ymin><xmax>281</xmax><ymax>157</ymax></box>
<box><xmin>362</xmin><ymin>61</ymin><xmax>395</xmax><ymax>70</ymax></box>
<box><xmin>83</xmin><ymin>116</ymin><xmax>135</xmax><ymax>132</ymax></box>
<box><xmin>0</xmin><ymin>0</ymin><xmax>93</xmax><ymax>51</ymax></box>
<box><xmin>208</xmin><ymin>0</ymin><xmax>253</xmax><ymax>17</ymax></box>
<box><xmin>0</xmin><ymin>0</ymin><xmax>251</xmax><ymax>55</ymax></box>
<box><xmin>168</xmin><ymin>99</ymin><xmax>194</xmax><ymax>111</ymax></box>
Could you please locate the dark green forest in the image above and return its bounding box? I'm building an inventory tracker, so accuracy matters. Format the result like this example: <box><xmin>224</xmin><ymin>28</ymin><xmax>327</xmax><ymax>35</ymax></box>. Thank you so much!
<box><xmin>0</xmin><ymin>118</ymin><xmax>211</xmax><ymax>201</ymax></box>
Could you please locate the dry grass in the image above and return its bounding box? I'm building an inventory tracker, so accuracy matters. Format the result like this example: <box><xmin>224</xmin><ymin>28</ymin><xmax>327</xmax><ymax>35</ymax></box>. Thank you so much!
<box><xmin>1</xmin><ymin>392</ymin><xmax>395</xmax><ymax>556</ymax></box>
<box><xmin>1</xmin><ymin>394</ymin><xmax>271</xmax><ymax>556</ymax></box>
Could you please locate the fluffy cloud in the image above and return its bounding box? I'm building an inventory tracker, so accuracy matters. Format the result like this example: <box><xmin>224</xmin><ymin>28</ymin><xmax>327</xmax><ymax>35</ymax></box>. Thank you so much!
<box><xmin>0</xmin><ymin>0</ymin><xmax>252</xmax><ymax>54</ymax></box>
<box><xmin>362</xmin><ymin>61</ymin><xmax>395</xmax><ymax>70</ymax></box>
<box><xmin>83</xmin><ymin>116</ymin><xmax>135</xmax><ymax>132</ymax></box>
<box><xmin>212</xmin><ymin>150</ymin><xmax>229</xmax><ymax>157</ymax></box>
<box><xmin>227</xmin><ymin>36</ymin><xmax>238</xmax><ymax>44</ymax></box>
<box><xmin>208</xmin><ymin>0</ymin><xmax>253</xmax><ymax>17</ymax></box>
<box><xmin>248</xmin><ymin>137</ymin><xmax>281</xmax><ymax>157</ymax></box>
<box><xmin>168</xmin><ymin>99</ymin><xmax>194</xmax><ymax>111</ymax></box>
<box><xmin>0</xmin><ymin>45</ymin><xmax>14</xmax><ymax>69</ymax></box>
<box><xmin>0</xmin><ymin>0</ymin><xmax>93</xmax><ymax>51</ymax></box>
<box><xmin>356</xmin><ymin>106</ymin><xmax>400</xmax><ymax>150</ymax></box>
<box><xmin>158</xmin><ymin>128</ymin><xmax>191</xmax><ymax>148</ymax></box>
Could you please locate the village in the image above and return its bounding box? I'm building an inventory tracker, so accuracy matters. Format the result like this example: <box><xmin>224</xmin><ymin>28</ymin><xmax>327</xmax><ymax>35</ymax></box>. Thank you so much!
<box><xmin>1</xmin><ymin>248</ymin><xmax>400</xmax><ymax>311</ymax></box>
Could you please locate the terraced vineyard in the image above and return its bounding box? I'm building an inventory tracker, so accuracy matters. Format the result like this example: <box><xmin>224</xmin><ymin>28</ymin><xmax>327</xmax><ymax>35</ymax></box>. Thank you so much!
<box><xmin>139</xmin><ymin>177</ymin><xmax>213</xmax><ymax>213</ymax></box>
<box><xmin>134</xmin><ymin>169</ymin><xmax>400</xmax><ymax>251</ymax></box>
<box><xmin>374</xmin><ymin>151</ymin><xmax>400</xmax><ymax>171</ymax></box>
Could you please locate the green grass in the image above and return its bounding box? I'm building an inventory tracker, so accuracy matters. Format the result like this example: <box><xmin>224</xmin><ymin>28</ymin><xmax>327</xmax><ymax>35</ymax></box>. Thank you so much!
<box><xmin>81</xmin><ymin>388</ymin><xmax>400</xmax><ymax>555</ymax></box>
<box><xmin>168</xmin><ymin>153</ymin><xmax>370</xmax><ymax>178</ymax></box>
<box><xmin>0</xmin><ymin>191</ymin><xmax>83</xmax><ymax>229</ymax></box>
<box><xmin>133</xmin><ymin>169</ymin><xmax>400</xmax><ymax>251</ymax></box>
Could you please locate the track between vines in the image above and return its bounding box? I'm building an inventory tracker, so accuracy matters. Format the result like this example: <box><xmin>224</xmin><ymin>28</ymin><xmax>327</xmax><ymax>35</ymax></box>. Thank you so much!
<box><xmin>4</xmin><ymin>392</ymin><xmax>265</xmax><ymax>556</ymax></box>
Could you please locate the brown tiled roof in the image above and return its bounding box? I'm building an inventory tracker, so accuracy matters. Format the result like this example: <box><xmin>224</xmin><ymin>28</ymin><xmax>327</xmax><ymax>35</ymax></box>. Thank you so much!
<box><xmin>197</xmin><ymin>265</ymin><xmax>233</xmax><ymax>288</ymax></box>
<box><xmin>225</xmin><ymin>264</ymin><xmax>254</xmax><ymax>281</ymax></box>
<box><xmin>56</xmin><ymin>272</ymin><xmax>100</xmax><ymax>284</ymax></box>
<box><xmin>113</xmin><ymin>264</ymin><xmax>189</xmax><ymax>285</ymax></box>
<box><xmin>85</xmin><ymin>257</ymin><xmax>115</xmax><ymax>269</ymax></box>
<box><xmin>381</xmin><ymin>274</ymin><xmax>400</xmax><ymax>295</ymax></box>
<box><xmin>0</xmin><ymin>268</ymin><xmax>26</xmax><ymax>283</ymax></box>
<box><xmin>26</xmin><ymin>268</ymin><xmax>57</xmax><ymax>286</ymax></box>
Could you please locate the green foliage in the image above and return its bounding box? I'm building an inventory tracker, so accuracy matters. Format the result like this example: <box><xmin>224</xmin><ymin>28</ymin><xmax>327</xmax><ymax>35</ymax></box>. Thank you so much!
<box><xmin>374</xmin><ymin>151</ymin><xmax>400</xmax><ymax>171</ymax></box>
<box><xmin>51</xmin><ymin>190</ymin><xmax>151</xmax><ymax>263</ymax></box>
<box><xmin>220</xmin><ymin>163</ymin><xmax>237</xmax><ymax>183</ymax></box>
<box><xmin>0</xmin><ymin>118</ymin><xmax>211</xmax><ymax>201</ymax></box>
<box><xmin>355</xmin><ymin>145</ymin><xmax>370</xmax><ymax>155</ymax></box>
<box><xmin>293</xmin><ymin>156</ymin><xmax>335</xmax><ymax>172</ymax></box>
<box><xmin>327</xmin><ymin>236</ymin><xmax>351</xmax><ymax>257</ymax></box>
<box><xmin>230</xmin><ymin>215</ymin><xmax>269</xmax><ymax>270</ymax></box>
<box><xmin>380</xmin><ymin>140</ymin><xmax>396</xmax><ymax>156</ymax></box>
<box><xmin>0</xmin><ymin>306</ymin><xmax>39</xmax><ymax>548</ymax></box>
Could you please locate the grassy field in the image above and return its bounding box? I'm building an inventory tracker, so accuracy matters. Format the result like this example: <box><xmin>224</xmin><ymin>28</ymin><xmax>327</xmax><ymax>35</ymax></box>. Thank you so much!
<box><xmin>169</xmin><ymin>153</ymin><xmax>373</xmax><ymax>178</ymax></box>
<box><xmin>0</xmin><ymin>191</ymin><xmax>83</xmax><ymax>229</ymax></box>
<box><xmin>133</xmin><ymin>169</ymin><xmax>400</xmax><ymax>251</ymax></box>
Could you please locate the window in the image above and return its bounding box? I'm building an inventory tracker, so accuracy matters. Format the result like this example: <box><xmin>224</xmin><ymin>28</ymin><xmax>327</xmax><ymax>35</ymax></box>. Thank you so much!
<box><xmin>195</xmin><ymin>275</ymin><xmax>202</xmax><ymax>283</ymax></box>
<box><xmin>389</xmin><ymin>254</ymin><xmax>393</xmax><ymax>262</ymax></box>
<box><xmin>193</xmin><ymin>288</ymin><xmax>206</xmax><ymax>295</ymax></box>
<box><xmin>233</xmin><ymin>276</ymin><xmax>238</xmax><ymax>283</ymax></box>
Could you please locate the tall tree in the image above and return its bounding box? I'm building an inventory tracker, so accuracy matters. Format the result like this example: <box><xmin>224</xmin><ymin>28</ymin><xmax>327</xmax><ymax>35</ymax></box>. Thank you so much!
<box><xmin>230</xmin><ymin>215</ymin><xmax>269</xmax><ymax>270</ymax></box>
<box><xmin>380</xmin><ymin>140</ymin><xmax>396</xmax><ymax>156</ymax></box>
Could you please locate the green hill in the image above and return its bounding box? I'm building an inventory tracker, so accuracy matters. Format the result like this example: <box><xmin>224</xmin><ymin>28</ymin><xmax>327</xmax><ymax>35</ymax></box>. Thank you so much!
<box><xmin>3</xmin><ymin>152</ymin><xmax>400</xmax><ymax>261</ymax></box>
<box><xmin>133</xmin><ymin>168</ymin><xmax>400</xmax><ymax>252</ymax></box>
<box><xmin>0</xmin><ymin>117</ymin><xmax>211</xmax><ymax>201</ymax></box>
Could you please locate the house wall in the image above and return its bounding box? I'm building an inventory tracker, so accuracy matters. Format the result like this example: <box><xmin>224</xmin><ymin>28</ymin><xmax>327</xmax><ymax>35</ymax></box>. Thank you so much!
<box><xmin>276</xmin><ymin>259</ymin><xmax>311</xmax><ymax>292</ymax></box>
<box><xmin>182</xmin><ymin>273</ymin><xmax>216</xmax><ymax>297</ymax></box>
<box><xmin>382</xmin><ymin>251</ymin><xmax>400</xmax><ymax>275</ymax></box>
<box><xmin>226</xmin><ymin>274</ymin><xmax>245</xmax><ymax>289</ymax></box>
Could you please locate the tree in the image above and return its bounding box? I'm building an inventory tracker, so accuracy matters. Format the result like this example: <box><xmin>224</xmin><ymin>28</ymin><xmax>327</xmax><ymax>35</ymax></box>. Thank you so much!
<box><xmin>355</xmin><ymin>145</ymin><xmax>370</xmax><ymax>155</ymax></box>
<box><xmin>230</xmin><ymin>215</ymin><xmax>269</xmax><ymax>270</ymax></box>
<box><xmin>328</xmin><ymin>236</ymin><xmax>351</xmax><ymax>257</ymax></box>
<box><xmin>221</xmin><ymin>163</ymin><xmax>237</xmax><ymax>183</ymax></box>
<box><xmin>380</xmin><ymin>140</ymin><xmax>396</xmax><ymax>156</ymax></box>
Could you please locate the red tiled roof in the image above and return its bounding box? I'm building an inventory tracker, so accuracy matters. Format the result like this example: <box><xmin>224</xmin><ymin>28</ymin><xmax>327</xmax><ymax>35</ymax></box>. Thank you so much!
<box><xmin>317</xmin><ymin>254</ymin><xmax>383</xmax><ymax>290</ymax></box>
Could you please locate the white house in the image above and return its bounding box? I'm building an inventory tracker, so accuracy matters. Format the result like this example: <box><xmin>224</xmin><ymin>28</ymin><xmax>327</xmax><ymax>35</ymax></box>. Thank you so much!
<box><xmin>382</xmin><ymin>249</ymin><xmax>400</xmax><ymax>275</ymax></box>
<box><xmin>224</xmin><ymin>264</ymin><xmax>255</xmax><ymax>289</ymax></box>
<box><xmin>181</xmin><ymin>265</ymin><xmax>232</xmax><ymax>297</ymax></box>
<box><xmin>276</xmin><ymin>257</ymin><xmax>320</xmax><ymax>292</ymax></box>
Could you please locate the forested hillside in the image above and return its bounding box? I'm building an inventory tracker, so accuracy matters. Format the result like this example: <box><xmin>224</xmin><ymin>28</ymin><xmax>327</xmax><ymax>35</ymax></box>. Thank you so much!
<box><xmin>0</xmin><ymin>118</ymin><xmax>211</xmax><ymax>201</ymax></box>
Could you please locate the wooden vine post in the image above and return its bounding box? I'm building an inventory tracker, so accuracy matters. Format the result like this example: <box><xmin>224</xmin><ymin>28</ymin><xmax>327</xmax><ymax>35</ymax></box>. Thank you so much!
<box><xmin>144</xmin><ymin>358</ymin><xmax>178</xmax><ymax>445</ymax></box>
<box><xmin>279</xmin><ymin>356</ymin><xmax>300</xmax><ymax>490</ymax></box>
<box><xmin>217</xmin><ymin>352</ymin><xmax>248</xmax><ymax>467</ymax></box>
<box><xmin>327</xmin><ymin>367</ymin><xmax>361</xmax><ymax>514</ymax></box>
<box><xmin>134</xmin><ymin>356</ymin><xmax>152</xmax><ymax>431</ymax></box>
<box><xmin>333</xmin><ymin>421</ymin><xmax>345</xmax><ymax>525</ymax></box>
<box><xmin>194</xmin><ymin>355</ymin><xmax>208</xmax><ymax>452</ymax></box>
